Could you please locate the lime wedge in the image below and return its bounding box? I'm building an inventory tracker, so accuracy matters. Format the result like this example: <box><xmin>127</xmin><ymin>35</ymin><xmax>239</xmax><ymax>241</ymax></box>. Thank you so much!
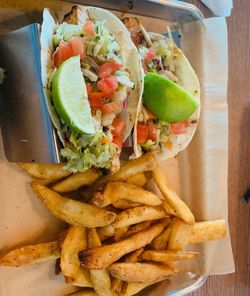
<box><xmin>52</xmin><ymin>56</ymin><xmax>95</xmax><ymax>134</ymax></box>
<box><xmin>143</xmin><ymin>73</ymin><xmax>198</xmax><ymax>123</ymax></box>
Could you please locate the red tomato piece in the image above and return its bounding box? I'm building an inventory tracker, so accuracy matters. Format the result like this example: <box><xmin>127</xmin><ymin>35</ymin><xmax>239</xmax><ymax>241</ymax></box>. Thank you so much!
<box><xmin>53</xmin><ymin>41</ymin><xmax>73</xmax><ymax>68</ymax></box>
<box><xmin>97</xmin><ymin>76</ymin><xmax>118</xmax><ymax>94</ymax></box>
<box><xmin>171</xmin><ymin>121</ymin><xmax>188</xmax><ymax>134</ymax></box>
<box><xmin>83</xmin><ymin>20</ymin><xmax>95</xmax><ymax>36</ymax></box>
<box><xmin>70</xmin><ymin>37</ymin><xmax>85</xmax><ymax>60</ymax></box>
<box><xmin>98</xmin><ymin>60</ymin><xmax>123</xmax><ymax>78</ymax></box>
<box><xmin>145</xmin><ymin>48</ymin><xmax>157</xmax><ymax>62</ymax></box>
<box><xmin>137</xmin><ymin>123</ymin><xmax>149</xmax><ymax>144</ymax></box>
<box><xmin>86</xmin><ymin>83</ymin><xmax>93</xmax><ymax>95</ymax></box>
<box><xmin>147</xmin><ymin>120</ymin><xmax>157</xmax><ymax>141</ymax></box>
<box><xmin>88</xmin><ymin>92</ymin><xmax>104</xmax><ymax>107</ymax></box>
<box><xmin>112</xmin><ymin>135</ymin><xmax>123</xmax><ymax>152</ymax></box>
<box><xmin>111</xmin><ymin>118</ymin><xmax>126</xmax><ymax>136</ymax></box>
<box><xmin>101</xmin><ymin>101</ymin><xmax>123</xmax><ymax>115</ymax></box>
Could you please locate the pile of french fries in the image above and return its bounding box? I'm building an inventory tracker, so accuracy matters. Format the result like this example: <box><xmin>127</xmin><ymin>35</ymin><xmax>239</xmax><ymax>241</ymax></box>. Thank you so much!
<box><xmin>0</xmin><ymin>153</ymin><xmax>227</xmax><ymax>296</ymax></box>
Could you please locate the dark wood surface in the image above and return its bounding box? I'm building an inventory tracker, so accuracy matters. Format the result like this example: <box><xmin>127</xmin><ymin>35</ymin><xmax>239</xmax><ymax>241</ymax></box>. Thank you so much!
<box><xmin>187</xmin><ymin>0</ymin><xmax>250</xmax><ymax>295</ymax></box>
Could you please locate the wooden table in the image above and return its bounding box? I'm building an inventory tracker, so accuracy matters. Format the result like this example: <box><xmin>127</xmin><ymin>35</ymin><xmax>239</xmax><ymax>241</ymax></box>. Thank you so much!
<box><xmin>187</xmin><ymin>0</ymin><xmax>250</xmax><ymax>295</ymax></box>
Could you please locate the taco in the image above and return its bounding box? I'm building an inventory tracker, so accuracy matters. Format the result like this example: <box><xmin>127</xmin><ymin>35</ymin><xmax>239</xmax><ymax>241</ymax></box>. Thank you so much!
<box><xmin>124</xmin><ymin>18</ymin><xmax>200</xmax><ymax>159</ymax></box>
<box><xmin>40</xmin><ymin>6</ymin><xmax>143</xmax><ymax>173</ymax></box>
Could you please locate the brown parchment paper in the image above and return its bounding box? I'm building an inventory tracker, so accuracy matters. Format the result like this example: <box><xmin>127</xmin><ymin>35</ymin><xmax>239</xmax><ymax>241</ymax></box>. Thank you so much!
<box><xmin>0</xmin><ymin>14</ymin><xmax>234</xmax><ymax>296</ymax></box>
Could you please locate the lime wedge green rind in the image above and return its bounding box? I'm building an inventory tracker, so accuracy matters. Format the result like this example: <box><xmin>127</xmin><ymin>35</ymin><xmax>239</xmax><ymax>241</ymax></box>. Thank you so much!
<box><xmin>143</xmin><ymin>72</ymin><xmax>199</xmax><ymax>123</ymax></box>
<box><xmin>52</xmin><ymin>56</ymin><xmax>95</xmax><ymax>135</ymax></box>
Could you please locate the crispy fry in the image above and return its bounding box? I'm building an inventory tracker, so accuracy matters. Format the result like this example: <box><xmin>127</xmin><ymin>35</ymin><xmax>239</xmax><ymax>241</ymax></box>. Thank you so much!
<box><xmin>92</xmin><ymin>182</ymin><xmax>162</xmax><ymax>207</ymax></box>
<box><xmin>163</xmin><ymin>201</ymin><xmax>178</xmax><ymax>216</ymax></box>
<box><xmin>52</xmin><ymin>170</ymin><xmax>100</xmax><ymax>193</ymax></box>
<box><xmin>151</xmin><ymin>224</ymin><xmax>172</xmax><ymax>250</ymax></box>
<box><xmin>125</xmin><ymin>248</ymin><xmax>144</xmax><ymax>263</ymax></box>
<box><xmin>97</xmin><ymin>225</ymin><xmax>115</xmax><ymax>241</ymax></box>
<box><xmin>68</xmin><ymin>290</ymin><xmax>96</xmax><ymax>296</ymax></box>
<box><xmin>109</xmin><ymin>263</ymin><xmax>174</xmax><ymax>282</ymax></box>
<box><xmin>126</xmin><ymin>172</ymin><xmax>148</xmax><ymax>187</ymax></box>
<box><xmin>0</xmin><ymin>241</ymin><xmax>60</xmax><ymax>267</ymax></box>
<box><xmin>141</xmin><ymin>250</ymin><xmax>199</xmax><ymax>263</ymax></box>
<box><xmin>18</xmin><ymin>163</ymin><xmax>71</xmax><ymax>181</ymax></box>
<box><xmin>112</xmin><ymin>200</ymin><xmax>141</xmax><ymax>209</ymax></box>
<box><xmin>61</xmin><ymin>226</ymin><xmax>92</xmax><ymax>287</ymax></box>
<box><xmin>112</xmin><ymin>206</ymin><xmax>168</xmax><ymax>228</ymax></box>
<box><xmin>114</xmin><ymin>226</ymin><xmax>129</xmax><ymax>242</ymax></box>
<box><xmin>87</xmin><ymin>229</ymin><xmax>113</xmax><ymax>296</ymax></box>
<box><xmin>189</xmin><ymin>220</ymin><xmax>227</xmax><ymax>244</ymax></box>
<box><xmin>31</xmin><ymin>182</ymin><xmax>117</xmax><ymax>227</ymax></box>
<box><xmin>122</xmin><ymin>221</ymin><xmax>152</xmax><ymax>239</ymax></box>
<box><xmin>79</xmin><ymin>220</ymin><xmax>168</xmax><ymax>269</ymax></box>
<box><xmin>111</xmin><ymin>277</ymin><xmax>124</xmax><ymax>294</ymax></box>
<box><xmin>152</xmin><ymin>166</ymin><xmax>195</xmax><ymax>224</ymax></box>
<box><xmin>168</xmin><ymin>218</ymin><xmax>193</xmax><ymax>251</ymax></box>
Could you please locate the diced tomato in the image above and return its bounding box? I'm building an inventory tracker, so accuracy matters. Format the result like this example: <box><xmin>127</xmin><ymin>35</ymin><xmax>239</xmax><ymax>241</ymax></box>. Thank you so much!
<box><xmin>137</xmin><ymin>123</ymin><xmax>149</xmax><ymax>144</ymax></box>
<box><xmin>88</xmin><ymin>92</ymin><xmax>104</xmax><ymax>107</ymax></box>
<box><xmin>97</xmin><ymin>76</ymin><xmax>118</xmax><ymax>94</ymax></box>
<box><xmin>98</xmin><ymin>60</ymin><xmax>123</xmax><ymax>78</ymax></box>
<box><xmin>112</xmin><ymin>135</ymin><xmax>123</xmax><ymax>152</ymax></box>
<box><xmin>147</xmin><ymin>120</ymin><xmax>157</xmax><ymax>141</ymax></box>
<box><xmin>86</xmin><ymin>83</ymin><xmax>93</xmax><ymax>95</ymax></box>
<box><xmin>83</xmin><ymin>20</ymin><xmax>95</xmax><ymax>36</ymax></box>
<box><xmin>111</xmin><ymin>118</ymin><xmax>126</xmax><ymax>136</ymax></box>
<box><xmin>171</xmin><ymin>121</ymin><xmax>189</xmax><ymax>134</ymax></box>
<box><xmin>145</xmin><ymin>48</ymin><xmax>157</xmax><ymax>62</ymax></box>
<box><xmin>70</xmin><ymin>37</ymin><xmax>85</xmax><ymax>60</ymax></box>
<box><xmin>53</xmin><ymin>41</ymin><xmax>73</xmax><ymax>68</ymax></box>
<box><xmin>101</xmin><ymin>101</ymin><xmax>123</xmax><ymax>115</ymax></box>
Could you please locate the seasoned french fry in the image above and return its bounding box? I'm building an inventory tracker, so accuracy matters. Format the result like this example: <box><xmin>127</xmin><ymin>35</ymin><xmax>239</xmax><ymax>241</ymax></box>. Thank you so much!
<box><xmin>92</xmin><ymin>182</ymin><xmax>162</xmax><ymax>207</ymax></box>
<box><xmin>151</xmin><ymin>224</ymin><xmax>172</xmax><ymax>250</ymax></box>
<box><xmin>109</xmin><ymin>263</ymin><xmax>174</xmax><ymax>282</ymax></box>
<box><xmin>0</xmin><ymin>241</ymin><xmax>60</xmax><ymax>267</ymax></box>
<box><xmin>18</xmin><ymin>163</ymin><xmax>71</xmax><ymax>181</ymax></box>
<box><xmin>126</xmin><ymin>172</ymin><xmax>148</xmax><ymax>187</ymax></box>
<box><xmin>67</xmin><ymin>290</ymin><xmax>96</xmax><ymax>296</ymax></box>
<box><xmin>152</xmin><ymin>166</ymin><xmax>195</xmax><ymax>224</ymax></box>
<box><xmin>122</xmin><ymin>221</ymin><xmax>152</xmax><ymax>239</ymax></box>
<box><xmin>141</xmin><ymin>250</ymin><xmax>199</xmax><ymax>263</ymax></box>
<box><xmin>114</xmin><ymin>226</ymin><xmax>129</xmax><ymax>242</ymax></box>
<box><xmin>168</xmin><ymin>218</ymin><xmax>193</xmax><ymax>251</ymax></box>
<box><xmin>112</xmin><ymin>200</ymin><xmax>141</xmax><ymax>209</ymax></box>
<box><xmin>31</xmin><ymin>182</ymin><xmax>117</xmax><ymax>227</ymax></box>
<box><xmin>97</xmin><ymin>225</ymin><xmax>115</xmax><ymax>241</ymax></box>
<box><xmin>87</xmin><ymin>229</ymin><xmax>113</xmax><ymax>296</ymax></box>
<box><xmin>61</xmin><ymin>226</ymin><xmax>92</xmax><ymax>287</ymax></box>
<box><xmin>112</xmin><ymin>206</ymin><xmax>168</xmax><ymax>228</ymax></box>
<box><xmin>93</xmin><ymin>153</ymin><xmax>157</xmax><ymax>190</ymax></box>
<box><xmin>125</xmin><ymin>248</ymin><xmax>144</xmax><ymax>263</ymax></box>
<box><xmin>163</xmin><ymin>201</ymin><xmax>178</xmax><ymax>216</ymax></box>
<box><xmin>112</xmin><ymin>277</ymin><xmax>124</xmax><ymax>294</ymax></box>
<box><xmin>189</xmin><ymin>220</ymin><xmax>227</xmax><ymax>244</ymax></box>
<box><xmin>52</xmin><ymin>170</ymin><xmax>100</xmax><ymax>193</ymax></box>
<box><xmin>79</xmin><ymin>220</ymin><xmax>168</xmax><ymax>269</ymax></box>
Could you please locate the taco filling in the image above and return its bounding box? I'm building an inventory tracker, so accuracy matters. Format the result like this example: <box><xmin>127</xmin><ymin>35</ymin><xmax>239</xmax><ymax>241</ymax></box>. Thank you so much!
<box><xmin>124</xmin><ymin>18</ymin><xmax>200</xmax><ymax>158</ymax></box>
<box><xmin>45</xmin><ymin>7</ymin><xmax>135</xmax><ymax>173</ymax></box>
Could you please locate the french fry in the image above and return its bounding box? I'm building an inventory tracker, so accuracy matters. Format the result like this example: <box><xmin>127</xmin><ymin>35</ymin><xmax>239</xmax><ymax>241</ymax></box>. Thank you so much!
<box><xmin>125</xmin><ymin>248</ymin><xmax>144</xmax><ymax>263</ymax></box>
<box><xmin>31</xmin><ymin>182</ymin><xmax>117</xmax><ymax>227</ymax></box>
<box><xmin>152</xmin><ymin>166</ymin><xmax>195</xmax><ymax>224</ymax></box>
<box><xmin>18</xmin><ymin>163</ymin><xmax>71</xmax><ymax>181</ymax></box>
<box><xmin>92</xmin><ymin>182</ymin><xmax>162</xmax><ymax>207</ymax></box>
<box><xmin>52</xmin><ymin>170</ymin><xmax>100</xmax><ymax>193</ymax></box>
<box><xmin>112</xmin><ymin>200</ymin><xmax>141</xmax><ymax>209</ymax></box>
<box><xmin>97</xmin><ymin>225</ymin><xmax>115</xmax><ymax>241</ymax></box>
<box><xmin>93</xmin><ymin>153</ymin><xmax>157</xmax><ymax>190</ymax></box>
<box><xmin>151</xmin><ymin>224</ymin><xmax>172</xmax><ymax>250</ymax></box>
<box><xmin>168</xmin><ymin>218</ymin><xmax>193</xmax><ymax>251</ymax></box>
<box><xmin>126</xmin><ymin>173</ymin><xmax>148</xmax><ymax>187</ymax></box>
<box><xmin>112</xmin><ymin>206</ymin><xmax>168</xmax><ymax>228</ymax></box>
<box><xmin>67</xmin><ymin>290</ymin><xmax>96</xmax><ymax>296</ymax></box>
<box><xmin>122</xmin><ymin>221</ymin><xmax>152</xmax><ymax>239</ymax></box>
<box><xmin>141</xmin><ymin>250</ymin><xmax>199</xmax><ymax>263</ymax></box>
<box><xmin>0</xmin><ymin>241</ymin><xmax>60</xmax><ymax>267</ymax></box>
<box><xmin>111</xmin><ymin>277</ymin><xmax>124</xmax><ymax>294</ymax></box>
<box><xmin>109</xmin><ymin>263</ymin><xmax>175</xmax><ymax>282</ymax></box>
<box><xmin>163</xmin><ymin>201</ymin><xmax>178</xmax><ymax>216</ymax></box>
<box><xmin>61</xmin><ymin>226</ymin><xmax>92</xmax><ymax>287</ymax></box>
<box><xmin>189</xmin><ymin>220</ymin><xmax>227</xmax><ymax>244</ymax></box>
<box><xmin>79</xmin><ymin>220</ymin><xmax>168</xmax><ymax>269</ymax></box>
<box><xmin>114</xmin><ymin>226</ymin><xmax>129</xmax><ymax>242</ymax></box>
<box><xmin>87</xmin><ymin>229</ymin><xmax>113</xmax><ymax>296</ymax></box>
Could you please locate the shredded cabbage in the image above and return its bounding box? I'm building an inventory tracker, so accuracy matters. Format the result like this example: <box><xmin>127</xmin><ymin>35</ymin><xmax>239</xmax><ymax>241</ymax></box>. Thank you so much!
<box><xmin>53</xmin><ymin>23</ymin><xmax>84</xmax><ymax>47</ymax></box>
<box><xmin>115</xmin><ymin>70</ymin><xmax>134</xmax><ymax>88</ymax></box>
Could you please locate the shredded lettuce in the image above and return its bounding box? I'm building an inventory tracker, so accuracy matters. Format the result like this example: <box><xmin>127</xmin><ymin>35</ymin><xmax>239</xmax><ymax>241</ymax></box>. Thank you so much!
<box><xmin>53</xmin><ymin>23</ymin><xmax>83</xmax><ymax>47</ymax></box>
<box><xmin>115</xmin><ymin>70</ymin><xmax>134</xmax><ymax>88</ymax></box>
<box><xmin>140</xmin><ymin>139</ymin><xmax>157</xmax><ymax>150</ymax></box>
